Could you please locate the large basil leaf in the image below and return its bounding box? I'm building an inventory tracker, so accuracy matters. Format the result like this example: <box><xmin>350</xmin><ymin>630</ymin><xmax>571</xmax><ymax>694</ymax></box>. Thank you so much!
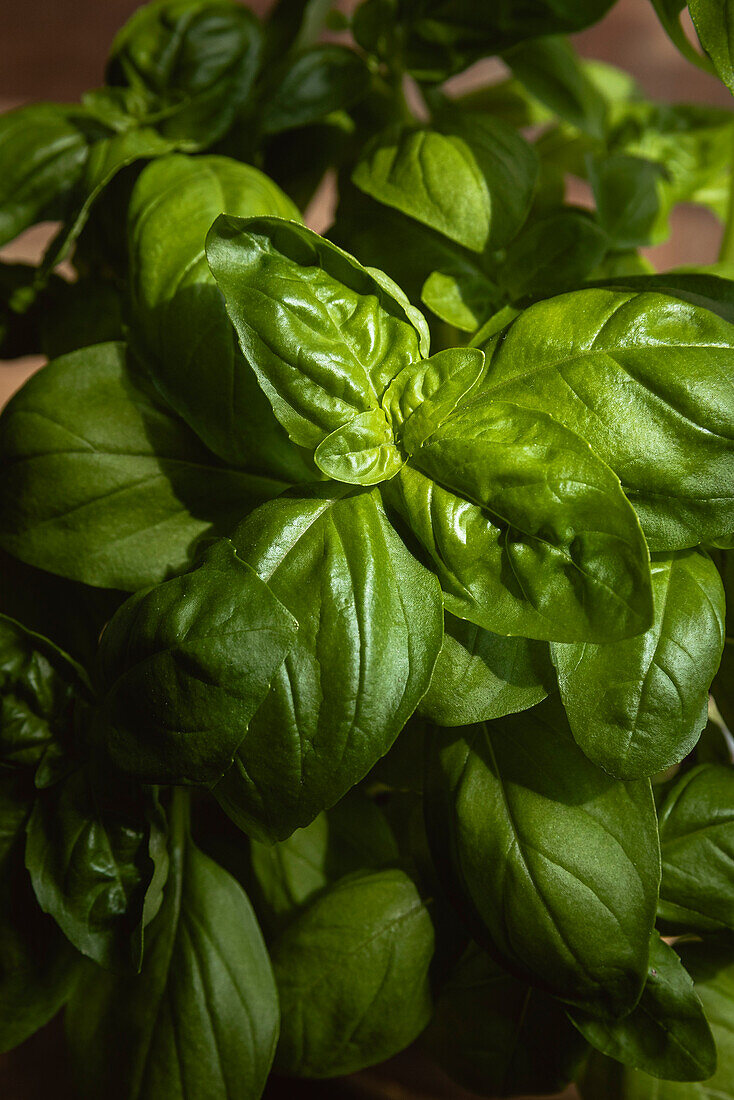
<box><xmin>207</xmin><ymin>214</ymin><xmax>429</xmax><ymax>449</ymax></box>
<box><xmin>214</xmin><ymin>486</ymin><xmax>444</xmax><ymax>841</ymax></box>
<box><xmin>689</xmin><ymin>0</ymin><xmax>734</xmax><ymax>93</ymax></box>
<box><xmin>0</xmin><ymin>343</ymin><xmax>286</xmax><ymax>591</ymax></box>
<box><xmin>66</xmin><ymin>791</ymin><xmax>278</xmax><ymax>1100</ymax></box>
<box><xmin>657</xmin><ymin>763</ymin><xmax>734</xmax><ymax>933</ymax></box>
<box><xmin>424</xmin><ymin>942</ymin><xmax>586</xmax><ymax>1097</ymax></box>
<box><xmin>578</xmin><ymin>938</ymin><xmax>734</xmax><ymax>1098</ymax></box>
<box><xmin>713</xmin><ymin>549</ymin><xmax>734</xmax><ymax>731</ymax></box>
<box><xmin>0</xmin><ymin>103</ymin><xmax>92</xmax><ymax>247</ymax></box>
<box><xmin>352</xmin><ymin>115</ymin><xmax>536</xmax><ymax>253</ymax></box>
<box><xmin>25</xmin><ymin>770</ymin><xmax>168</xmax><ymax>970</ymax></box>
<box><xmin>128</xmin><ymin>154</ymin><xmax>310</xmax><ymax>479</ymax></box>
<box><xmin>553</xmin><ymin>550</ymin><xmax>725</xmax><ymax>779</ymax></box>
<box><xmin>96</xmin><ymin>540</ymin><xmax>297</xmax><ymax>785</ymax></box>
<box><xmin>424</xmin><ymin>698</ymin><xmax>660</xmax><ymax>1017</ymax></box>
<box><xmin>593</xmin><ymin>269</ymin><xmax>734</xmax><ymax>325</ymax></box>
<box><xmin>418</xmin><ymin>613</ymin><xmax>552</xmax><ymax>726</ymax></box>
<box><xmin>106</xmin><ymin>0</ymin><xmax>263</xmax><ymax>148</ymax></box>
<box><xmin>271</xmin><ymin>868</ymin><xmax>434</xmax><ymax>1077</ymax></box>
<box><xmin>476</xmin><ymin>288</ymin><xmax>734</xmax><ymax>550</ymax></box>
<box><xmin>250</xmin><ymin>791</ymin><xmax>398</xmax><ymax>935</ymax></box>
<box><xmin>571</xmin><ymin>933</ymin><xmax>716</xmax><ymax>1081</ymax></box>
<box><xmin>260</xmin><ymin>44</ymin><xmax>370</xmax><ymax>134</ymax></box>
<box><xmin>394</xmin><ymin>398</ymin><xmax>652</xmax><ymax>643</ymax></box>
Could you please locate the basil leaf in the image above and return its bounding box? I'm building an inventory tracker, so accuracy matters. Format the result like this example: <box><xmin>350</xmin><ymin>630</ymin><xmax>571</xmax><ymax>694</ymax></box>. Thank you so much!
<box><xmin>0</xmin><ymin>343</ymin><xmax>287</xmax><ymax>591</ymax></box>
<box><xmin>553</xmin><ymin>550</ymin><xmax>726</xmax><ymax>779</ymax></box>
<box><xmin>418</xmin><ymin>613</ymin><xmax>552</xmax><ymax>726</ymax></box>
<box><xmin>261</xmin><ymin>44</ymin><xmax>370</xmax><ymax>134</ymax></box>
<box><xmin>207</xmin><ymin>214</ymin><xmax>429</xmax><ymax>449</ymax></box>
<box><xmin>402</xmin><ymin>398</ymin><xmax>652</xmax><ymax>643</ymax></box>
<box><xmin>571</xmin><ymin>932</ymin><xmax>716</xmax><ymax>1081</ymax></box>
<box><xmin>96</xmin><ymin>540</ymin><xmax>297</xmax><ymax>785</ymax></box>
<box><xmin>504</xmin><ymin>35</ymin><xmax>608</xmax><ymax>138</ymax></box>
<box><xmin>66</xmin><ymin>791</ymin><xmax>278</xmax><ymax>1100</ymax></box>
<box><xmin>424</xmin><ymin>698</ymin><xmax>660</xmax><ymax>1017</ymax></box>
<box><xmin>106</xmin><ymin>0</ymin><xmax>263</xmax><ymax>148</ymax></box>
<box><xmin>271</xmin><ymin>868</ymin><xmax>434</xmax><ymax>1076</ymax></box>
<box><xmin>250</xmin><ymin>791</ymin><xmax>398</xmax><ymax>935</ymax></box>
<box><xmin>0</xmin><ymin>103</ymin><xmax>91</xmax><ymax>247</ymax></box>
<box><xmin>128</xmin><ymin>154</ymin><xmax>310</xmax><ymax>479</ymax></box>
<box><xmin>214</xmin><ymin>486</ymin><xmax>444</xmax><ymax>841</ymax></box>
<box><xmin>476</xmin><ymin>288</ymin><xmax>734</xmax><ymax>550</ymax></box>
<box><xmin>499</xmin><ymin>210</ymin><xmax>609</xmax><ymax>302</ymax></box>
<box><xmin>689</xmin><ymin>0</ymin><xmax>734</xmax><ymax>93</ymax></box>
<box><xmin>657</xmin><ymin>763</ymin><xmax>734</xmax><ymax>933</ymax></box>
<box><xmin>651</xmin><ymin>0</ymin><xmax>715</xmax><ymax>71</ymax></box>
<box><xmin>313</xmin><ymin>407</ymin><xmax>404</xmax><ymax>485</ymax></box>
<box><xmin>383</xmin><ymin>347</ymin><xmax>486</xmax><ymax>451</ymax></box>
<box><xmin>25</xmin><ymin>771</ymin><xmax>168</xmax><ymax>971</ymax></box>
<box><xmin>590</xmin><ymin>154</ymin><xmax>669</xmax><ymax>249</ymax></box>
<box><xmin>592</xmin><ymin>269</ymin><xmax>734</xmax><ymax>324</ymax></box>
<box><xmin>353</xmin><ymin>115</ymin><xmax>537</xmax><ymax>253</ymax></box>
<box><xmin>425</xmin><ymin>942</ymin><xmax>587</xmax><ymax>1096</ymax></box>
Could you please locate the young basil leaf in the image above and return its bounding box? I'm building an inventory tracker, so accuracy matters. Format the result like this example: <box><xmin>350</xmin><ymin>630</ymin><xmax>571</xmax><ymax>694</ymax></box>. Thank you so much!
<box><xmin>570</xmin><ymin>932</ymin><xmax>716</xmax><ymax>1081</ymax></box>
<box><xmin>313</xmin><ymin>407</ymin><xmax>404</xmax><ymax>485</ymax></box>
<box><xmin>590</xmin><ymin>154</ymin><xmax>669</xmax><ymax>249</ymax></box>
<box><xmin>96</xmin><ymin>540</ymin><xmax>297</xmax><ymax>786</ymax></box>
<box><xmin>383</xmin><ymin>347</ymin><xmax>486</xmax><ymax>451</ymax></box>
<box><xmin>553</xmin><ymin>550</ymin><xmax>726</xmax><ymax>780</ymax></box>
<box><xmin>657</xmin><ymin>763</ymin><xmax>734</xmax><ymax>933</ymax></box>
<box><xmin>206</xmin><ymin>214</ymin><xmax>429</xmax><ymax>450</ymax></box>
<box><xmin>476</xmin><ymin>288</ymin><xmax>734</xmax><ymax>551</ymax></box>
<box><xmin>504</xmin><ymin>35</ymin><xmax>608</xmax><ymax>139</ymax></box>
<box><xmin>402</xmin><ymin>398</ymin><xmax>652</xmax><ymax>643</ymax></box>
<box><xmin>0</xmin><ymin>103</ymin><xmax>92</xmax><ymax>248</ymax></box>
<box><xmin>271</xmin><ymin>868</ymin><xmax>434</xmax><ymax>1077</ymax></box>
<box><xmin>418</xmin><ymin>613</ymin><xmax>553</xmax><ymax>726</ymax></box>
<box><xmin>498</xmin><ymin>210</ymin><xmax>609</xmax><ymax>302</ymax></box>
<box><xmin>250</xmin><ymin>791</ymin><xmax>398</xmax><ymax>935</ymax></box>
<box><xmin>424</xmin><ymin>942</ymin><xmax>587</xmax><ymax>1097</ymax></box>
<box><xmin>128</xmin><ymin>154</ymin><xmax>311</xmax><ymax>479</ymax></box>
<box><xmin>0</xmin><ymin>343</ymin><xmax>287</xmax><ymax>591</ymax></box>
<box><xmin>689</xmin><ymin>0</ymin><xmax>734</xmax><ymax>92</ymax></box>
<box><xmin>25</xmin><ymin>770</ymin><xmax>168</xmax><ymax>971</ymax></box>
<box><xmin>66</xmin><ymin>791</ymin><xmax>278</xmax><ymax>1100</ymax></box>
<box><xmin>424</xmin><ymin>698</ymin><xmax>661</xmax><ymax>1017</ymax></box>
<box><xmin>260</xmin><ymin>44</ymin><xmax>370</xmax><ymax>134</ymax></box>
<box><xmin>214</xmin><ymin>486</ymin><xmax>444</xmax><ymax>841</ymax></box>
<box><xmin>106</xmin><ymin>0</ymin><xmax>264</xmax><ymax>148</ymax></box>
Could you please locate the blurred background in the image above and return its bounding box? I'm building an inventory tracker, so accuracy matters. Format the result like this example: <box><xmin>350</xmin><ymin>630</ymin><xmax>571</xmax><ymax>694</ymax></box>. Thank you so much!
<box><xmin>0</xmin><ymin>1</ymin><xmax>731</xmax><ymax>1096</ymax></box>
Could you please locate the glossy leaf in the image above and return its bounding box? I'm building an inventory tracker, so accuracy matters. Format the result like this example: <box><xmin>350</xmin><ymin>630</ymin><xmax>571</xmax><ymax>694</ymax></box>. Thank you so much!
<box><xmin>207</xmin><ymin>215</ymin><xmax>429</xmax><ymax>449</ymax></box>
<box><xmin>0</xmin><ymin>343</ymin><xmax>287</xmax><ymax>590</ymax></box>
<box><xmin>271</xmin><ymin>868</ymin><xmax>434</xmax><ymax>1077</ymax></box>
<box><xmin>571</xmin><ymin>932</ymin><xmax>716</xmax><ymax>1081</ymax></box>
<box><xmin>313</xmin><ymin>407</ymin><xmax>404</xmax><ymax>485</ymax></box>
<box><xmin>418</xmin><ymin>612</ymin><xmax>552</xmax><ymax>726</ymax></box>
<box><xmin>214</xmin><ymin>486</ymin><xmax>444</xmax><ymax>841</ymax></box>
<box><xmin>476</xmin><ymin>288</ymin><xmax>734</xmax><ymax>550</ymax></box>
<box><xmin>128</xmin><ymin>154</ymin><xmax>309</xmax><ymax>478</ymax></box>
<box><xmin>425</xmin><ymin>942</ymin><xmax>587</xmax><ymax>1097</ymax></box>
<box><xmin>593</xmin><ymin>269</ymin><xmax>734</xmax><ymax>325</ymax></box>
<box><xmin>261</xmin><ymin>44</ymin><xmax>370</xmax><ymax>134</ymax></box>
<box><xmin>67</xmin><ymin>791</ymin><xmax>279</xmax><ymax>1100</ymax></box>
<box><xmin>689</xmin><ymin>0</ymin><xmax>734</xmax><ymax>93</ymax></box>
<box><xmin>96</xmin><ymin>540</ymin><xmax>297</xmax><ymax>785</ymax></box>
<box><xmin>383</xmin><ymin>347</ymin><xmax>486</xmax><ymax>452</ymax></box>
<box><xmin>424</xmin><ymin>698</ymin><xmax>661</xmax><ymax>1016</ymax></box>
<box><xmin>657</xmin><ymin>763</ymin><xmax>734</xmax><ymax>933</ymax></box>
<box><xmin>553</xmin><ymin>550</ymin><xmax>725</xmax><ymax>779</ymax></box>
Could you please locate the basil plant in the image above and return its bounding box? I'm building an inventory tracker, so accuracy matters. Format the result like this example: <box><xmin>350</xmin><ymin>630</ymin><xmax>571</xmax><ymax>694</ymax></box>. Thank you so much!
<box><xmin>2</xmin><ymin>1</ymin><xmax>734</xmax><ymax>1096</ymax></box>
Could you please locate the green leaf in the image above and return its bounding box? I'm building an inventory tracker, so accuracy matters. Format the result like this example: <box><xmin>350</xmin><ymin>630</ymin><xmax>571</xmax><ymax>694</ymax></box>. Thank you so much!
<box><xmin>106</xmin><ymin>0</ymin><xmax>264</xmax><ymax>148</ymax></box>
<box><xmin>66</xmin><ymin>790</ymin><xmax>279</xmax><ymax>1100</ymax></box>
<box><xmin>25</xmin><ymin>770</ymin><xmax>168</xmax><ymax>970</ymax></box>
<box><xmin>553</xmin><ymin>550</ymin><xmax>725</xmax><ymax>779</ymax></box>
<box><xmin>128</xmin><ymin>154</ymin><xmax>310</xmax><ymax>479</ymax></box>
<box><xmin>214</xmin><ymin>486</ymin><xmax>444</xmax><ymax>841</ymax></box>
<box><xmin>424</xmin><ymin>942</ymin><xmax>587</xmax><ymax>1097</ymax></box>
<box><xmin>250</xmin><ymin>791</ymin><xmax>398</xmax><ymax>935</ymax></box>
<box><xmin>383</xmin><ymin>347</ymin><xmax>486</xmax><ymax>452</ymax></box>
<box><xmin>499</xmin><ymin>210</ymin><xmax>609</xmax><ymax>302</ymax></box>
<box><xmin>690</xmin><ymin>0</ymin><xmax>734</xmax><ymax>93</ymax></box>
<box><xmin>592</xmin><ymin>269</ymin><xmax>734</xmax><ymax>324</ymax></box>
<box><xmin>476</xmin><ymin>288</ymin><xmax>734</xmax><ymax>551</ymax></box>
<box><xmin>353</xmin><ymin>115</ymin><xmax>537</xmax><ymax>253</ymax></box>
<box><xmin>260</xmin><ymin>44</ymin><xmax>370</xmax><ymax>134</ymax></box>
<box><xmin>206</xmin><ymin>214</ymin><xmax>429</xmax><ymax>450</ymax></box>
<box><xmin>651</xmin><ymin>0</ymin><xmax>715</xmax><ymax>71</ymax></box>
<box><xmin>395</xmin><ymin>398</ymin><xmax>652</xmax><ymax>643</ymax></box>
<box><xmin>96</xmin><ymin>540</ymin><xmax>297</xmax><ymax>785</ymax></box>
<box><xmin>271</xmin><ymin>868</ymin><xmax>434</xmax><ymax>1077</ymax></box>
<box><xmin>418</xmin><ymin>612</ymin><xmax>552</xmax><ymax>726</ymax></box>
<box><xmin>424</xmin><ymin>698</ymin><xmax>661</xmax><ymax>1017</ymax></box>
<box><xmin>590</xmin><ymin>154</ymin><xmax>669</xmax><ymax>249</ymax></box>
<box><xmin>0</xmin><ymin>343</ymin><xmax>287</xmax><ymax>591</ymax></box>
<box><xmin>657</xmin><ymin>763</ymin><xmax>734</xmax><ymax>933</ymax></box>
<box><xmin>571</xmin><ymin>933</ymin><xmax>716</xmax><ymax>1081</ymax></box>
<box><xmin>504</xmin><ymin>35</ymin><xmax>608</xmax><ymax>138</ymax></box>
<box><xmin>313</xmin><ymin>407</ymin><xmax>404</xmax><ymax>485</ymax></box>
<box><xmin>0</xmin><ymin>103</ymin><xmax>92</xmax><ymax>247</ymax></box>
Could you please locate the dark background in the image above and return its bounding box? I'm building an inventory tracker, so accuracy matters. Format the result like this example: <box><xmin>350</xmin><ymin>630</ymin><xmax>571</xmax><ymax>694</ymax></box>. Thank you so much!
<box><xmin>0</xmin><ymin>1</ymin><xmax>731</xmax><ymax>1096</ymax></box>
